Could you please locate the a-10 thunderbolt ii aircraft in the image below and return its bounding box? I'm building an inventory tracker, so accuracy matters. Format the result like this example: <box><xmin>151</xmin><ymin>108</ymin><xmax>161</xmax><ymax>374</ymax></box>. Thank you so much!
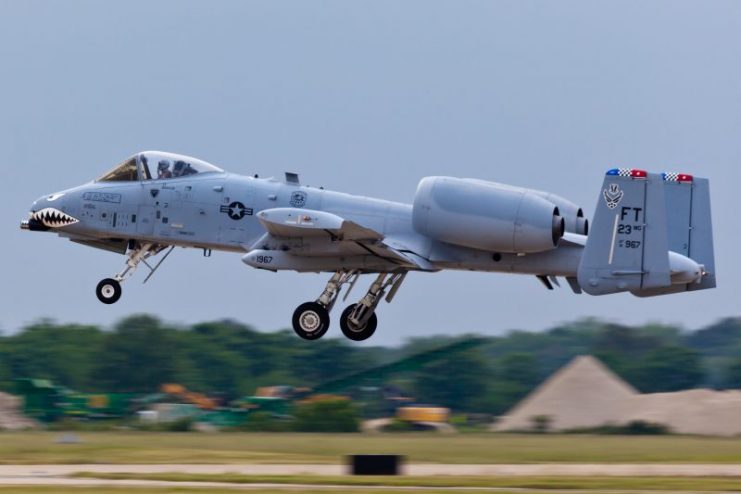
<box><xmin>21</xmin><ymin>151</ymin><xmax>716</xmax><ymax>341</ymax></box>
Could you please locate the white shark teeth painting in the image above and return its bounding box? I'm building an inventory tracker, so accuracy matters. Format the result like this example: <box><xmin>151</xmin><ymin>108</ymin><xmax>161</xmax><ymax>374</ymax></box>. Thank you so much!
<box><xmin>30</xmin><ymin>208</ymin><xmax>79</xmax><ymax>228</ymax></box>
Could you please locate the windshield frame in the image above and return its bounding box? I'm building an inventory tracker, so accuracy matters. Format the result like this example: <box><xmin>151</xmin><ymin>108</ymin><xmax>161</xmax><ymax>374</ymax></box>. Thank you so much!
<box><xmin>138</xmin><ymin>151</ymin><xmax>225</xmax><ymax>181</ymax></box>
<box><xmin>94</xmin><ymin>156</ymin><xmax>139</xmax><ymax>182</ymax></box>
<box><xmin>95</xmin><ymin>151</ymin><xmax>225</xmax><ymax>183</ymax></box>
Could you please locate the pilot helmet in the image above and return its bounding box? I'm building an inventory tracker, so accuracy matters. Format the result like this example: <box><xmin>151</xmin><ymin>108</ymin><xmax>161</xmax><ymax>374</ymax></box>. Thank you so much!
<box><xmin>158</xmin><ymin>160</ymin><xmax>171</xmax><ymax>170</ymax></box>
<box><xmin>173</xmin><ymin>160</ymin><xmax>186</xmax><ymax>171</ymax></box>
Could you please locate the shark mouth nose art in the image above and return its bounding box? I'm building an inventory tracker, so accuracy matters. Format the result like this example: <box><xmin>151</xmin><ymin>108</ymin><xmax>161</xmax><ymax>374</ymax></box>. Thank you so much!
<box><xmin>30</xmin><ymin>208</ymin><xmax>79</xmax><ymax>228</ymax></box>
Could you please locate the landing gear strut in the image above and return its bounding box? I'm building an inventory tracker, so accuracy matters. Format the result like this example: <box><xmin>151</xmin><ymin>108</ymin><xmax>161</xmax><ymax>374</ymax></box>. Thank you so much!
<box><xmin>291</xmin><ymin>270</ymin><xmax>358</xmax><ymax>340</ymax></box>
<box><xmin>95</xmin><ymin>242</ymin><xmax>173</xmax><ymax>305</ymax></box>
<box><xmin>339</xmin><ymin>272</ymin><xmax>405</xmax><ymax>341</ymax></box>
<box><xmin>292</xmin><ymin>270</ymin><xmax>407</xmax><ymax>342</ymax></box>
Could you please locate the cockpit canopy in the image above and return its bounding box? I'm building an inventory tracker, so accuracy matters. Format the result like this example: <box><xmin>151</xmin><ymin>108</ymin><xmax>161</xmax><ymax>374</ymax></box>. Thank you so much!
<box><xmin>96</xmin><ymin>151</ymin><xmax>224</xmax><ymax>182</ymax></box>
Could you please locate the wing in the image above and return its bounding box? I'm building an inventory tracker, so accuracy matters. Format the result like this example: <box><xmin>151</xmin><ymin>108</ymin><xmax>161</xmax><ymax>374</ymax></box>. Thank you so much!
<box><xmin>255</xmin><ymin>208</ymin><xmax>436</xmax><ymax>271</ymax></box>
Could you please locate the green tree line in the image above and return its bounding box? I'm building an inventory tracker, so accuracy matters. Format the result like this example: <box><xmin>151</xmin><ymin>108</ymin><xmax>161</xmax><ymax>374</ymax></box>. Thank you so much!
<box><xmin>2</xmin><ymin>315</ymin><xmax>741</xmax><ymax>415</ymax></box>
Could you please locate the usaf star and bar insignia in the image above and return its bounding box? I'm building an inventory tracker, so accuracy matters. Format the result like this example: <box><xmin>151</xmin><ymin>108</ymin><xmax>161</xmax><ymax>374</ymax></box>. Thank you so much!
<box><xmin>220</xmin><ymin>201</ymin><xmax>253</xmax><ymax>220</ymax></box>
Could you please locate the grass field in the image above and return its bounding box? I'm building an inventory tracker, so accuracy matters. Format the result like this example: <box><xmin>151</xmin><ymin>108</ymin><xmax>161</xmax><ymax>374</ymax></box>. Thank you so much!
<box><xmin>3</xmin><ymin>432</ymin><xmax>741</xmax><ymax>464</ymax></box>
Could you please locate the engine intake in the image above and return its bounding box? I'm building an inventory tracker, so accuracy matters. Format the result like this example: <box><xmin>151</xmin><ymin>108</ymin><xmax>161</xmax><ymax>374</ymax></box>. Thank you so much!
<box><xmin>412</xmin><ymin>177</ymin><xmax>565</xmax><ymax>254</ymax></box>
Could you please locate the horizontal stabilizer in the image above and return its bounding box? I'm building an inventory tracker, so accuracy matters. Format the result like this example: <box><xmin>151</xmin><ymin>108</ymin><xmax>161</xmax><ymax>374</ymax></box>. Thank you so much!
<box><xmin>559</xmin><ymin>232</ymin><xmax>587</xmax><ymax>247</ymax></box>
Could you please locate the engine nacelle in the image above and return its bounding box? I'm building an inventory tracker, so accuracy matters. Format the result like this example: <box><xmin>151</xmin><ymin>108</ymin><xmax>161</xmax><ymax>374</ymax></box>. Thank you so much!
<box><xmin>531</xmin><ymin>192</ymin><xmax>589</xmax><ymax>235</ymax></box>
<box><xmin>412</xmin><ymin>177</ymin><xmax>565</xmax><ymax>254</ymax></box>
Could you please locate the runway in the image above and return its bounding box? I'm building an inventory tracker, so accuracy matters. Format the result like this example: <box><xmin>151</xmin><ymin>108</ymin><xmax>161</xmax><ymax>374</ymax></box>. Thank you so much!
<box><xmin>6</xmin><ymin>463</ymin><xmax>741</xmax><ymax>477</ymax></box>
<box><xmin>4</xmin><ymin>464</ymin><xmax>741</xmax><ymax>493</ymax></box>
<box><xmin>10</xmin><ymin>463</ymin><xmax>741</xmax><ymax>483</ymax></box>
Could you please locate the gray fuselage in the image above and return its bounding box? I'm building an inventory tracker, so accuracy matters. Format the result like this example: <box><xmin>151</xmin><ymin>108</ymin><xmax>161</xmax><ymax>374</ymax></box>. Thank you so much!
<box><xmin>30</xmin><ymin>170</ymin><xmax>584</xmax><ymax>277</ymax></box>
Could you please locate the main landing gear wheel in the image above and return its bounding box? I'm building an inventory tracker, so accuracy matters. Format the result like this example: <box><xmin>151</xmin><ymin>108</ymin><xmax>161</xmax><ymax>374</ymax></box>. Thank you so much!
<box><xmin>292</xmin><ymin>302</ymin><xmax>330</xmax><ymax>340</ymax></box>
<box><xmin>340</xmin><ymin>304</ymin><xmax>378</xmax><ymax>341</ymax></box>
<box><xmin>96</xmin><ymin>278</ymin><xmax>122</xmax><ymax>305</ymax></box>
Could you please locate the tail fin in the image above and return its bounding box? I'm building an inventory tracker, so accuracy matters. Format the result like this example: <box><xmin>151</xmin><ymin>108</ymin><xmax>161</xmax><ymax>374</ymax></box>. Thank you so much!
<box><xmin>634</xmin><ymin>173</ymin><xmax>716</xmax><ymax>296</ymax></box>
<box><xmin>577</xmin><ymin>168</ymin><xmax>715</xmax><ymax>297</ymax></box>
<box><xmin>577</xmin><ymin>168</ymin><xmax>670</xmax><ymax>295</ymax></box>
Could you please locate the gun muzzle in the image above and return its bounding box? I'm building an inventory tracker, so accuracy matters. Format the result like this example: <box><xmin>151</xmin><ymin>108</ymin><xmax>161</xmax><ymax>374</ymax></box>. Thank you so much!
<box><xmin>20</xmin><ymin>218</ymin><xmax>50</xmax><ymax>232</ymax></box>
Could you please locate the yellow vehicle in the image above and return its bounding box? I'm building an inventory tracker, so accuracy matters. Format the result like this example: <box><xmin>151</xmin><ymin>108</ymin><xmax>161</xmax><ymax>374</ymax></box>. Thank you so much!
<box><xmin>396</xmin><ymin>406</ymin><xmax>450</xmax><ymax>423</ymax></box>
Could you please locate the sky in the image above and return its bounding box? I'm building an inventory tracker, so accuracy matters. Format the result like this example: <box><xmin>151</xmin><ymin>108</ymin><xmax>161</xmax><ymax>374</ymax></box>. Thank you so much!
<box><xmin>1</xmin><ymin>1</ymin><xmax>740</xmax><ymax>345</ymax></box>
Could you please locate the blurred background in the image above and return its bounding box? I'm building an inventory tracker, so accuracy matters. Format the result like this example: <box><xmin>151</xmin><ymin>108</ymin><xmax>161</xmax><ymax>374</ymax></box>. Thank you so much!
<box><xmin>0</xmin><ymin>315</ymin><xmax>741</xmax><ymax>436</ymax></box>
<box><xmin>2</xmin><ymin>315</ymin><xmax>741</xmax><ymax>435</ymax></box>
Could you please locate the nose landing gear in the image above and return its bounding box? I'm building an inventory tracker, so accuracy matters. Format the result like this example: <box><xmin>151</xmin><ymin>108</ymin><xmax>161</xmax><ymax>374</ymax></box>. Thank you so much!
<box><xmin>96</xmin><ymin>278</ymin><xmax>122</xmax><ymax>304</ymax></box>
<box><xmin>95</xmin><ymin>242</ymin><xmax>174</xmax><ymax>304</ymax></box>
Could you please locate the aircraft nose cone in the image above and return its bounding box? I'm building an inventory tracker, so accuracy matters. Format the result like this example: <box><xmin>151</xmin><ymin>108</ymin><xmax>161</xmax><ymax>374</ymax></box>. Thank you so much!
<box><xmin>24</xmin><ymin>191</ymin><xmax>78</xmax><ymax>231</ymax></box>
<box><xmin>23</xmin><ymin>196</ymin><xmax>48</xmax><ymax>230</ymax></box>
<box><xmin>30</xmin><ymin>192</ymin><xmax>62</xmax><ymax>211</ymax></box>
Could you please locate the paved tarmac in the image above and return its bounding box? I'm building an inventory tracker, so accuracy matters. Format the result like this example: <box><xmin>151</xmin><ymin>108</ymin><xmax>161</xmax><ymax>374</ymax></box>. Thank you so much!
<box><xmin>4</xmin><ymin>465</ymin><xmax>741</xmax><ymax>492</ymax></box>
<box><xmin>5</xmin><ymin>463</ymin><xmax>741</xmax><ymax>477</ymax></box>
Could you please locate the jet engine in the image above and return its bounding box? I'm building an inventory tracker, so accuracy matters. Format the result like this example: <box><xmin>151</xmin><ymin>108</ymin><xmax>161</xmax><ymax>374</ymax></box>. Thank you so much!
<box><xmin>531</xmin><ymin>192</ymin><xmax>589</xmax><ymax>235</ymax></box>
<box><xmin>412</xmin><ymin>177</ymin><xmax>565</xmax><ymax>254</ymax></box>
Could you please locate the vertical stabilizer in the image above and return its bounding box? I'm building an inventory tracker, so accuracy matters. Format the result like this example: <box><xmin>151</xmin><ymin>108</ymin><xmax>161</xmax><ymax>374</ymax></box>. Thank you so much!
<box><xmin>685</xmin><ymin>177</ymin><xmax>716</xmax><ymax>291</ymax></box>
<box><xmin>577</xmin><ymin>169</ymin><xmax>671</xmax><ymax>295</ymax></box>
<box><xmin>631</xmin><ymin>173</ymin><xmax>716</xmax><ymax>296</ymax></box>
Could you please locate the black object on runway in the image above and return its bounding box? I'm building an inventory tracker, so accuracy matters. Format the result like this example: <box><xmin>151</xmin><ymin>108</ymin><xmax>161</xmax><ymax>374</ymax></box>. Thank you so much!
<box><xmin>348</xmin><ymin>455</ymin><xmax>403</xmax><ymax>475</ymax></box>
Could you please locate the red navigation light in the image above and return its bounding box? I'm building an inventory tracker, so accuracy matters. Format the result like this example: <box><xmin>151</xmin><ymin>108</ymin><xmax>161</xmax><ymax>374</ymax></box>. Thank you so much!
<box><xmin>663</xmin><ymin>172</ymin><xmax>694</xmax><ymax>183</ymax></box>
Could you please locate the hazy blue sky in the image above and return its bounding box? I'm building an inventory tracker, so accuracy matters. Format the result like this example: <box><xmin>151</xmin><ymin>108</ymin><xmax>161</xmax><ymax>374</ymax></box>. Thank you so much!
<box><xmin>2</xmin><ymin>1</ymin><xmax>739</xmax><ymax>344</ymax></box>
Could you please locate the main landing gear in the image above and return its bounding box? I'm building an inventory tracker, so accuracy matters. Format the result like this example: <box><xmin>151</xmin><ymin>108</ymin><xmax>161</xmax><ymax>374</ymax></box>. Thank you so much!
<box><xmin>95</xmin><ymin>242</ymin><xmax>174</xmax><ymax>304</ymax></box>
<box><xmin>291</xmin><ymin>270</ymin><xmax>406</xmax><ymax>342</ymax></box>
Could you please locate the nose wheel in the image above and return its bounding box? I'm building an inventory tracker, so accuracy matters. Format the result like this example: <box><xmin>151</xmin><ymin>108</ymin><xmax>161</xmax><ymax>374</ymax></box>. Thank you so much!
<box><xmin>95</xmin><ymin>242</ymin><xmax>173</xmax><ymax>305</ymax></box>
<box><xmin>292</xmin><ymin>302</ymin><xmax>330</xmax><ymax>340</ymax></box>
<box><xmin>96</xmin><ymin>278</ymin><xmax>122</xmax><ymax>304</ymax></box>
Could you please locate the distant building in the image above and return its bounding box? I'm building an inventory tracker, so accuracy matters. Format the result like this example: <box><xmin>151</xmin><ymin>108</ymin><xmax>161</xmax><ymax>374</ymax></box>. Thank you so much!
<box><xmin>493</xmin><ymin>355</ymin><xmax>741</xmax><ymax>437</ymax></box>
